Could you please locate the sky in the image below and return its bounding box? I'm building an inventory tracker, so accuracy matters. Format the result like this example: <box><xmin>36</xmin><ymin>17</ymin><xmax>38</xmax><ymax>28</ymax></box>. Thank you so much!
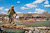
<box><xmin>0</xmin><ymin>0</ymin><xmax>50</xmax><ymax>14</ymax></box>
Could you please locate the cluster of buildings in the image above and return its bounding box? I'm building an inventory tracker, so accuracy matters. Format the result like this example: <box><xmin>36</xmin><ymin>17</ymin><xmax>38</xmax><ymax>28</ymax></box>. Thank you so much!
<box><xmin>17</xmin><ymin>11</ymin><xmax>50</xmax><ymax>19</ymax></box>
<box><xmin>0</xmin><ymin>11</ymin><xmax>50</xmax><ymax>23</ymax></box>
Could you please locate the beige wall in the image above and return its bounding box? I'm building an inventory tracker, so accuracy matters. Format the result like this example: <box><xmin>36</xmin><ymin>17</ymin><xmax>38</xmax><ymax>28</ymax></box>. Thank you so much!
<box><xmin>17</xmin><ymin>13</ymin><xmax>23</xmax><ymax>17</ymax></box>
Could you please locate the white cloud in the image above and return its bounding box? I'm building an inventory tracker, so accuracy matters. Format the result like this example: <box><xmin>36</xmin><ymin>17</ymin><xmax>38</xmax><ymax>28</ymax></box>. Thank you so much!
<box><xmin>44</xmin><ymin>0</ymin><xmax>49</xmax><ymax>4</ymax></box>
<box><xmin>33</xmin><ymin>0</ymin><xmax>45</xmax><ymax>4</ymax></box>
<box><xmin>44</xmin><ymin>5</ymin><xmax>50</xmax><ymax>7</ymax></box>
<box><xmin>34</xmin><ymin>12</ymin><xmax>38</xmax><ymax>13</ymax></box>
<box><xmin>44</xmin><ymin>0</ymin><xmax>50</xmax><ymax>7</ymax></box>
<box><xmin>0</xmin><ymin>7</ymin><xmax>4</xmax><ymax>10</ymax></box>
<box><xmin>25</xmin><ymin>4</ymin><xmax>37</xmax><ymax>8</ymax></box>
<box><xmin>17</xmin><ymin>1</ymin><xmax>20</xmax><ymax>3</ymax></box>
<box><xmin>27</xmin><ymin>12</ymin><xmax>32</xmax><ymax>13</ymax></box>
<box><xmin>34</xmin><ymin>8</ymin><xmax>46</xmax><ymax>14</ymax></box>
<box><xmin>1</xmin><ymin>12</ymin><xmax>4</xmax><ymax>13</ymax></box>
<box><xmin>16</xmin><ymin>12</ymin><xmax>22</xmax><ymax>13</ymax></box>
<box><xmin>21</xmin><ymin>7</ymin><xmax>28</xmax><ymax>10</ymax></box>
<box><xmin>21</xmin><ymin>0</ymin><xmax>45</xmax><ymax>10</ymax></box>
<box><xmin>0</xmin><ymin>12</ymin><xmax>6</xmax><ymax>14</ymax></box>
<box><xmin>21</xmin><ymin>3</ymin><xmax>37</xmax><ymax>10</ymax></box>
<box><xmin>21</xmin><ymin>0</ymin><xmax>50</xmax><ymax>10</ymax></box>
<box><xmin>4</xmin><ymin>9</ymin><xmax>9</xmax><ymax>11</ymax></box>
